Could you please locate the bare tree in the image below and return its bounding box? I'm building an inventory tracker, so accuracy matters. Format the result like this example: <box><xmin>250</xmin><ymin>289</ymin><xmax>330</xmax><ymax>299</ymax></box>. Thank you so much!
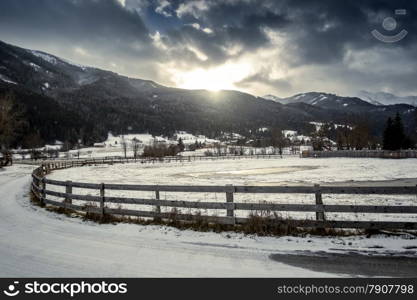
<box><xmin>120</xmin><ymin>135</ymin><xmax>127</xmax><ymax>158</ymax></box>
<box><xmin>351</xmin><ymin>122</ymin><xmax>371</xmax><ymax>150</ymax></box>
<box><xmin>271</xmin><ymin>127</ymin><xmax>286</xmax><ymax>156</ymax></box>
<box><xmin>131</xmin><ymin>138</ymin><xmax>141</xmax><ymax>159</ymax></box>
<box><xmin>0</xmin><ymin>93</ymin><xmax>25</xmax><ymax>151</ymax></box>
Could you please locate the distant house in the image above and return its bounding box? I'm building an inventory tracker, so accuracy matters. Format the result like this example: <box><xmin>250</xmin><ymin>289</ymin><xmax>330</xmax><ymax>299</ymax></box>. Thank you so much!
<box><xmin>44</xmin><ymin>140</ymin><xmax>64</xmax><ymax>151</ymax></box>
<box><xmin>153</xmin><ymin>137</ymin><xmax>167</xmax><ymax>145</ymax></box>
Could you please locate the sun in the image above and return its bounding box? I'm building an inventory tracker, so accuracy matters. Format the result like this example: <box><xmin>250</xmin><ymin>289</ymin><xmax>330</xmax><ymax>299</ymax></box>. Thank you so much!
<box><xmin>177</xmin><ymin>68</ymin><xmax>227</xmax><ymax>91</ymax></box>
<box><xmin>172</xmin><ymin>63</ymin><xmax>252</xmax><ymax>92</ymax></box>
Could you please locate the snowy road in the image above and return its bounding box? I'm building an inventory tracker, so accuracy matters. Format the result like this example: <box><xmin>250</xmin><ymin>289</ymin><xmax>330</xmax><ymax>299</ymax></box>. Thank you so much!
<box><xmin>0</xmin><ymin>165</ymin><xmax>328</xmax><ymax>277</ymax></box>
<box><xmin>1</xmin><ymin>165</ymin><xmax>416</xmax><ymax>277</ymax></box>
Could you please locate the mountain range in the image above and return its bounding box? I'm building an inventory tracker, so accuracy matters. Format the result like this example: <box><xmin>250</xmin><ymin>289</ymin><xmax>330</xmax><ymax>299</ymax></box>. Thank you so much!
<box><xmin>263</xmin><ymin>92</ymin><xmax>417</xmax><ymax>107</ymax></box>
<box><xmin>356</xmin><ymin>91</ymin><xmax>417</xmax><ymax>106</ymax></box>
<box><xmin>0</xmin><ymin>40</ymin><xmax>416</xmax><ymax>148</ymax></box>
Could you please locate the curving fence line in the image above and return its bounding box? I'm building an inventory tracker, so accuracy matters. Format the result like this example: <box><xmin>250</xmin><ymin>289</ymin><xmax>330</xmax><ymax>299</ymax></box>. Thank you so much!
<box><xmin>30</xmin><ymin>159</ymin><xmax>417</xmax><ymax>230</ymax></box>
<box><xmin>301</xmin><ymin>150</ymin><xmax>417</xmax><ymax>159</ymax></box>
<box><xmin>19</xmin><ymin>154</ymin><xmax>286</xmax><ymax>165</ymax></box>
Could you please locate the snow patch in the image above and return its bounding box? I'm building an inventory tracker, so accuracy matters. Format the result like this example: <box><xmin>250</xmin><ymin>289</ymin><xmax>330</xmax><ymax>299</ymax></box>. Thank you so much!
<box><xmin>0</xmin><ymin>74</ymin><xmax>17</xmax><ymax>85</ymax></box>
<box><xmin>29</xmin><ymin>62</ymin><xmax>41</xmax><ymax>71</ymax></box>
<box><xmin>30</xmin><ymin>50</ymin><xmax>58</xmax><ymax>64</ymax></box>
<box><xmin>61</xmin><ymin>58</ymin><xmax>88</xmax><ymax>71</ymax></box>
<box><xmin>294</xmin><ymin>93</ymin><xmax>305</xmax><ymax>100</ymax></box>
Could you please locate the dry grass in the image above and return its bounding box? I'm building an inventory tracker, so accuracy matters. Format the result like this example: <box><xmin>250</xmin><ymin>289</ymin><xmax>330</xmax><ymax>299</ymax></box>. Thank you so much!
<box><xmin>235</xmin><ymin>212</ymin><xmax>354</xmax><ymax>236</ymax></box>
<box><xmin>30</xmin><ymin>190</ymin><xmax>360</xmax><ymax>237</ymax></box>
<box><xmin>78</xmin><ymin>208</ymin><xmax>356</xmax><ymax>237</ymax></box>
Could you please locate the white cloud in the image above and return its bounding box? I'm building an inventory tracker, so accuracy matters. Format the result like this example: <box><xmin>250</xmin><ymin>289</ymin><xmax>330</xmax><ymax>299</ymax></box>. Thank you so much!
<box><xmin>187</xmin><ymin>23</ymin><xmax>214</xmax><ymax>34</ymax></box>
<box><xmin>190</xmin><ymin>23</ymin><xmax>201</xmax><ymax>30</ymax></box>
<box><xmin>150</xmin><ymin>31</ymin><xmax>168</xmax><ymax>50</ymax></box>
<box><xmin>343</xmin><ymin>47</ymin><xmax>416</xmax><ymax>75</ymax></box>
<box><xmin>187</xmin><ymin>46</ymin><xmax>208</xmax><ymax>61</ymax></box>
<box><xmin>202</xmin><ymin>27</ymin><xmax>213</xmax><ymax>34</ymax></box>
<box><xmin>155</xmin><ymin>0</ymin><xmax>172</xmax><ymax>17</ymax></box>
<box><xmin>74</xmin><ymin>46</ymin><xmax>89</xmax><ymax>57</ymax></box>
<box><xmin>176</xmin><ymin>0</ymin><xmax>210</xmax><ymax>19</ymax></box>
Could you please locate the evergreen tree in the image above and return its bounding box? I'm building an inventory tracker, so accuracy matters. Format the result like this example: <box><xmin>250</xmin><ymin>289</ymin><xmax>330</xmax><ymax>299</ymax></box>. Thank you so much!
<box><xmin>383</xmin><ymin>117</ymin><xmax>394</xmax><ymax>150</ymax></box>
<box><xmin>392</xmin><ymin>113</ymin><xmax>406</xmax><ymax>149</ymax></box>
<box><xmin>383</xmin><ymin>113</ymin><xmax>408</xmax><ymax>150</ymax></box>
<box><xmin>0</xmin><ymin>93</ymin><xmax>26</xmax><ymax>150</ymax></box>
<box><xmin>177</xmin><ymin>138</ymin><xmax>185</xmax><ymax>152</ymax></box>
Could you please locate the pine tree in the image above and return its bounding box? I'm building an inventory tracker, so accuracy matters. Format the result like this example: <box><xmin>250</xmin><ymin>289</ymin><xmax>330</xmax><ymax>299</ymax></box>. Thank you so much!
<box><xmin>383</xmin><ymin>117</ymin><xmax>394</xmax><ymax>150</ymax></box>
<box><xmin>0</xmin><ymin>93</ymin><xmax>25</xmax><ymax>150</ymax></box>
<box><xmin>383</xmin><ymin>113</ymin><xmax>407</xmax><ymax>150</ymax></box>
<box><xmin>392</xmin><ymin>112</ymin><xmax>406</xmax><ymax>149</ymax></box>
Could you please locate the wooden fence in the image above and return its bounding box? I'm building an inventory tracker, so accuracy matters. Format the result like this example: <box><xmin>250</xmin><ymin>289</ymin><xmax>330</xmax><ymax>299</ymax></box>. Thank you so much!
<box><xmin>30</xmin><ymin>160</ymin><xmax>417</xmax><ymax>231</ymax></box>
<box><xmin>301</xmin><ymin>150</ymin><xmax>417</xmax><ymax>159</ymax></box>
<box><xmin>19</xmin><ymin>153</ymin><xmax>285</xmax><ymax>166</ymax></box>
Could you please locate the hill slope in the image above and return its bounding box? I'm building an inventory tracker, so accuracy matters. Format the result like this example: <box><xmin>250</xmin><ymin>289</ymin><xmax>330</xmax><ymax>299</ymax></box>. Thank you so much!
<box><xmin>1</xmin><ymin>40</ymin><xmax>416</xmax><ymax>147</ymax></box>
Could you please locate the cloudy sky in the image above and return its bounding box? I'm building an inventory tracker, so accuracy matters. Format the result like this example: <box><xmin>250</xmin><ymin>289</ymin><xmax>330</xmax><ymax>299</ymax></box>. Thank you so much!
<box><xmin>1</xmin><ymin>0</ymin><xmax>416</xmax><ymax>97</ymax></box>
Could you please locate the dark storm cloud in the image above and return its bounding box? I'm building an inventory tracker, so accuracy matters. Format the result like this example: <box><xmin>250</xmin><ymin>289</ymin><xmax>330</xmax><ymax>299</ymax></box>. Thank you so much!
<box><xmin>236</xmin><ymin>72</ymin><xmax>292</xmax><ymax>91</ymax></box>
<box><xmin>168</xmin><ymin>0</ymin><xmax>417</xmax><ymax>95</ymax></box>
<box><xmin>160</xmin><ymin>1</ymin><xmax>292</xmax><ymax>65</ymax></box>
<box><xmin>1</xmin><ymin>0</ymin><xmax>417</xmax><ymax>95</ymax></box>
<box><xmin>164</xmin><ymin>0</ymin><xmax>417</xmax><ymax>65</ymax></box>
<box><xmin>0</xmin><ymin>0</ymin><xmax>150</xmax><ymax>43</ymax></box>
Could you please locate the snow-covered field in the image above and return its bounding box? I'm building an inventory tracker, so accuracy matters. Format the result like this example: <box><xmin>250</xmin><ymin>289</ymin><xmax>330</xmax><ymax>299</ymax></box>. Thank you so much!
<box><xmin>12</xmin><ymin>131</ymin><xmax>222</xmax><ymax>160</ymax></box>
<box><xmin>1</xmin><ymin>164</ymin><xmax>417</xmax><ymax>277</ymax></box>
<box><xmin>47</xmin><ymin>157</ymin><xmax>417</xmax><ymax>222</ymax></box>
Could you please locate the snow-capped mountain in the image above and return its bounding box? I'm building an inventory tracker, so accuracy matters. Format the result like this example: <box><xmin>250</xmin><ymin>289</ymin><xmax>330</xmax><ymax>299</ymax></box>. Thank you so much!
<box><xmin>262</xmin><ymin>94</ymin><xmax>283</xmax><ymax>103</ymax></box>
<box><xmin>358</xmin><ymin>91</ymin><xmax>417</xmax><ymax>107</ymax></box>
<box><xmin>266</xmin><ymin>92</ymin><xmax>374</xmax><ymax>113</ymax></box>
<box><xmin>1</xmin><ymin>40</ymin><xmax>416</xmax><ymax>147</ymax></box>
<box><xmin>0</xmin><ymin>40</ymin><xmax>162</xmax><ymax>96</ymax></box>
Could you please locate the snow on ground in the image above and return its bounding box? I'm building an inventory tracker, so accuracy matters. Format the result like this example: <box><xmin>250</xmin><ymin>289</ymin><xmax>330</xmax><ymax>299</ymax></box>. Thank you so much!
<box><xmin>283</xmin><ymin>130</ymin><xmax>312</xmax><ymax>143</ymax></box>
<box><xmin>47</xmin><ymin>157</ymin><xmax>417</xmax><ymax>222</ymax></box>
<box><xmin>104</xmin><ymin>132</ymin><xmax>161</xmax><ymax>147</ymax></box>
<box><xmin>12</xmin><ymin>130</ymin><xmax>311</xmax><ymax>160</ymax></box>
<box><xmin>174</xmin><ymin>131</ymin><xmax>219</xmax><ymax>145</ymax></box>
<box><xmin>310</xmin><ymin>121</ymin><xmax>352</xmax><ymax>131</ymax></box>
<box><xmin>30</xmin><ymin>50</ymin><xmax>58</xmax><ymax>64</ymax></box>
<box><xmin>0</xmin><ymin>73</ymin><xmax>17</xmax><ymax>84</ymax></box>
<box><xmin>65</xmin><ymin>132</ymin><xmax>218</xmax><ymax>159</ymax></box>
<box><xmin>1</xmin><ymin>164</ymin><xmax>417</xmax><ymax>277</ymax></box>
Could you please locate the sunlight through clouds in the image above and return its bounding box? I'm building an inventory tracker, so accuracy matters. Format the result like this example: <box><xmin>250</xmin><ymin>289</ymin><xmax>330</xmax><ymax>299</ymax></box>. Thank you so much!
<box><xmin>170</xmin><ymin>62</ymin><xmax>252</xmax><ymax>91</ymax></box>
<box><xmin>2</xmin><ymin>0</ymin><xmax>417</xmax><ymax>97</ymax></box>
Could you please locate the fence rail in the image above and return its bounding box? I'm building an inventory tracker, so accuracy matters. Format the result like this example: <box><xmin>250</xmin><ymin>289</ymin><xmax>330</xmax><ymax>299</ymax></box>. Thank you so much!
<box><xmin>30</xmin><ymin>158</ymin><xmax>417</xmax><ymax>231</ymax></box>
<box><xmin>19</xmin><ymin>153</ymin><xmax>286</xmax><ymax>166</ymax></box>
<box><xmin>301</xmin><ymin>150</ymin><xmax>417</xmax><ymax>159</ymax></box>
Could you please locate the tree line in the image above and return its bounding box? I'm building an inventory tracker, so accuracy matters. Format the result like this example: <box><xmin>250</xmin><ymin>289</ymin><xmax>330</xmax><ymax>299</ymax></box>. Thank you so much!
<box><xmin>1</xmin><ymin>91</ymin><xmax>416</xmax><ymax>159</ymax></box>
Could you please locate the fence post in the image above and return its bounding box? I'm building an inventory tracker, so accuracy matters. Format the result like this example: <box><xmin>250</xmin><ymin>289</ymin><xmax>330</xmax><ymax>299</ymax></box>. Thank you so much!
<box><xmin>225</xmin><ymin>184</ymin><xmax>235</xmax><ymax>224</ymax></box>
<box><xmin>65</xmin><ymin>180</ymin><xmax>72</xmax><ymax>205</ymax></box>
<box><xmin>314</xmin><ymin>184</ymin><xmax>325</xmax><ymax>221</ymax></box>
<box><xmin>100</xmin><ymin>183</ymin><xmax>105</xmax><ymax>219</ymax></box>
<box><xmin>155</xmin><ymin>187</ymin><xmax>161</xmax><ymax>221</ymax></box>
<box><xmin>41</xmin><ymin>177</ymin><xmax>46</xmax><ymax>206</ymax></box>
